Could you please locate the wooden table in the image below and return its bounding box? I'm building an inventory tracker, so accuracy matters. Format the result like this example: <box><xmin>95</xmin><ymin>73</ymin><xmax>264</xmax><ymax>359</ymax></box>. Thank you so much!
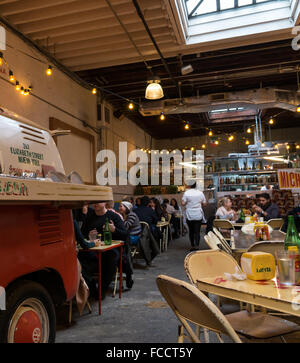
<box><xmin>232</xmin><ymin>230</ymin><xmax>285</xmax><ymax>253</ymax></box>
<box><xmin>197</xmin><ymin>276</ymin><xmax>300</xmax><ymax>317</ymax></box>
<box><xmin>81</xmin><ymin>241</ymin><xmax>124</xmax><ymax>315</ymax></box>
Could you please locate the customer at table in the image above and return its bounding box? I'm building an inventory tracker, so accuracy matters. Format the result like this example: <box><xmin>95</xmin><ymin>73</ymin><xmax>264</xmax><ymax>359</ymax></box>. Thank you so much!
<box><xmin>163</xmin><ymin>199</ymin><xmax>180</xmax><ymax>238</ymax></box>
<box><xmin>119</xmin><ymin>201</ymin><xmax>142</xmax><ymax>238</ymax></box>
<box><xmin>135</xmin><ymin>196</ymin><xmax>160</xmax><ymax>239</ymax></box>
<box><xmin>182</xmin><ymin>182</ymin><xmax>207</xmax><ymax>251</ymax></box>
<box><xmin>79</xmin><ymin>202</ymin><xmax>130</xmax><ymax>298</ymax></box>
<box><xmin>252</xmin><ymin>193</ymin><xmax>279</xmax><ymax>221</ymax></box>
<box><xmin>216</xmin><ymin>197</ymin><xmax>238</xmax><ymax>221</ymax></box>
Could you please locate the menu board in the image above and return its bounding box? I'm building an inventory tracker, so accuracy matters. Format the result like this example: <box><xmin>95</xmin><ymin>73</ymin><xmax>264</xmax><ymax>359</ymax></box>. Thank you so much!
<box><xmin>278</xmin><ymin>169</ymin><xmax>300</xmax><ymax>190</ymax></box>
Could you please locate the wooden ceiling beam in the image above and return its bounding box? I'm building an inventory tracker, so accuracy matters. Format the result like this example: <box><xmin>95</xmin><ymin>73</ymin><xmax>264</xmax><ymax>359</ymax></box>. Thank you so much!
<box><xmin>14</xmin><ymin>3</ymin><xmax>165</xmax><ymax>33</ymax></box>
<box><xmin>55</xmin><ymin>36</ymin><xmax>173</xmax><ymax>60</ymax></box>
<box><xmin>52</xmin><ymin>29</ymin><xmax>173</xmax><ymax>53</ymax></box>
<box><xmin>0</xmin><ymin>0</ymin><xmax>77</xmax><ymax>15</ymax></box>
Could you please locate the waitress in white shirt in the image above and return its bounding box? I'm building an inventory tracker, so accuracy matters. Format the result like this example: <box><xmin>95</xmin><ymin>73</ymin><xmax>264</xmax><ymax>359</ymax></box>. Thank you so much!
<box><xmin>182</xmin><ymin>181</ymin><xmax>207</xmax><ymax>251</ymax></box>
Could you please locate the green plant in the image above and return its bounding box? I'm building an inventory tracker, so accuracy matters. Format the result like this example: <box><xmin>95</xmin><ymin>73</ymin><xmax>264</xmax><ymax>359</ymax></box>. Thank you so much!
<box><xmin>134</xmin><ymin>185</ymin><xmax>144</xmax><ymax>195</ymax></box>
<box><xmin>150</xmin><ymin>186</ymin><xmax>162</xmax><ymax>195</ymax></box>
<box><xmin>166</xmin><ymin>185</ymin><xmax>178</xmax><ymax>194</ymax></box>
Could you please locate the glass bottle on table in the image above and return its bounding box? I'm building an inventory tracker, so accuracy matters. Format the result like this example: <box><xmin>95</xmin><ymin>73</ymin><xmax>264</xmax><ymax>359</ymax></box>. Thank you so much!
<box><xmin>103</xmin><ymin>217</ymin><xmax>112</xmax><ymax>246</ymax></box>
<box><xmin>284</xmin><ymin>215</ymin><xmax>300</xmax><ymax>284</ymax></box>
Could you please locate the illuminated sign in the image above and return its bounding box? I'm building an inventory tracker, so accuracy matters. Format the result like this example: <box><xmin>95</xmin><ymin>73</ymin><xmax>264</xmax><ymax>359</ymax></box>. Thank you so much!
<box><xmin>278</xmin><ymin>169</ymin><xmax>300</xmax><ymax>190</ymax></box>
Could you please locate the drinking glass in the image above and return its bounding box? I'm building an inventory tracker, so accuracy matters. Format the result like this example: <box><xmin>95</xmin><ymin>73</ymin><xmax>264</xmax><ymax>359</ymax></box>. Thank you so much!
<box><xmin>276</xmin><ymin>251</ymin><xmax>295</xmax><ymax>286</ymax></box>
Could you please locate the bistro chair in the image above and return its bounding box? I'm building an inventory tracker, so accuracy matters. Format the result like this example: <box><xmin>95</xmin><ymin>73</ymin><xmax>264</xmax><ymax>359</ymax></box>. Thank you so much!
<box><xmin>213</xmin><ymin>219</ymin><xmax>235</xmax><ymax>242</ymax></box>
<box><xmin>185</xmin><ymin>250</ymin><xmax>243</xmax><ymax>311</ymax></box>
<box><xmin>209</xmin><ymin>230</ymin><xmax>233</xmax><ymax>255</ymax></box>
<box><xmin>247</xmin><ymin>241</ymin><xmax>284</xmax><ymax>258</ymax></box>
<box><xmin>267</xmin><ymin>218</ymin><xmax>284</xmax><ymax>230</ymax></box>
<box><xmin>156</xmin><ymin>274</ymin><xmax>242</xmax><ymax>343</ymax></box>
<box><xmin>204</xmin><ymin>234</ymin><xmax>221</xmax><ymax>251</ymax></box>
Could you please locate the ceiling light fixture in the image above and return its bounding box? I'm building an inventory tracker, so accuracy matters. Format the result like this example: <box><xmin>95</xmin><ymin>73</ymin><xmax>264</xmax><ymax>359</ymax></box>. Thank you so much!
<box><xmin>145</xmin><ymin>75</ymin><xmax>164</xmax><ymax>100</ymax></box>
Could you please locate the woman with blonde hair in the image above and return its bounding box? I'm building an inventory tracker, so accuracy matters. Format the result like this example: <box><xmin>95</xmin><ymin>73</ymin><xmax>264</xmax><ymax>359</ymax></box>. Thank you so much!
<box><xmin>216</xmin><ymin>197</ymin><xmax>237</xmax><ymax>221</ymax></box>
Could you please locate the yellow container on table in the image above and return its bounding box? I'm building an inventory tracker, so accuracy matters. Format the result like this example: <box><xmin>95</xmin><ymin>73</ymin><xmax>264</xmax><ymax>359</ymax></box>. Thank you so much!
<box><xmin>241</xmin><ymin>252</ymin><xmax>276</xmax><ymax>281</ymax></box>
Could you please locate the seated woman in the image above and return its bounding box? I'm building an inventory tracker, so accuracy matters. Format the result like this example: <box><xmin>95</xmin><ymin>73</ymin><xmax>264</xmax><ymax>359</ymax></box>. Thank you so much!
<box><xmin>119</xmin><ymin>201</ymin><xmax>142</xmax><ymax>239</ymax></box>
<box><xmin>216</xmin><ymin>197</ymin><xmax>237</xmax><ymax>221</ymax></box>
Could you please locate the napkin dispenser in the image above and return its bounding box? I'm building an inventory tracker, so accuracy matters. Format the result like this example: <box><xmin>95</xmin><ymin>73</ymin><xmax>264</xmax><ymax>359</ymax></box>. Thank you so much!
<box><xmin>241</xmin><ymin>252</ymin><xmax>276</xmax><ymax>281</ymax></box>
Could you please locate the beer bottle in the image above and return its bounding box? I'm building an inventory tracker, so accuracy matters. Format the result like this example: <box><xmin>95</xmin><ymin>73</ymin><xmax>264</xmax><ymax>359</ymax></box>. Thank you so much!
<box><xmin>104</xmin><ymin>217</ymin><xmax>112</xmax><ymax>245</ymax></box>
<box><xmin>285</xmin><ymin>215</ymin><xmax>300</xmax><ymax>284</ymax></box>
<box><xmin>284</xmin><ymin>215</ymin><xmax>300</xmax><ymax>250</ymax></box>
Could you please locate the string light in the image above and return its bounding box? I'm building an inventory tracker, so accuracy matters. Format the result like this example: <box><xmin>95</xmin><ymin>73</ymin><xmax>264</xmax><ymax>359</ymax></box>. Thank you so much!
<box><xmin>191</xmin><ymin>147</ymin><xmax>195</xmax><ymax>151</ymax></box>
<box><xmin>184</xmin><ymin>123</ymin><xmax>190</xmax><ymax>130</ymax></box>
<box><xmin>297</xmin><ymin>105</ymin><xmax>300</xmax><ymax>113</ymax></box>
<box><xmin>9</xmin><ymin>71</ymin><xmax>15</xmax><ymax>83</ymax></box>
<box><xmin>262</xmin><ymin>142</ymin><xmax>265</xmax><ymax>147</ymax></box>
<box><xmin>247</xmin><ymin>127</ymin><xmax>252</xmax><ymax>134</ymax></box>
<box><xmin>0</xmin><ymin>52</ymin><xmax>3</xmax><ymax>67</ymax></box>
<box><xmin>92</xmin><ymin>88</ymin><xmax>97</xmax><ymax>95</ymax></box>
<box><xmin>15</xmin><ymin>81</ymin><xmax>20</xmax><ymax>91</ymax></box>
<box><xmin>208</xmin><ymin>130</ymin><xmax>213</xmax><ymax>137</ymax></box>
<box><xmin>269</xmin><ymin>117</ymin><xmax>274</xmax><ymax>125</ymax></box>
<box><xmin>296</xmin><ymin>145</ymin><xmax>300</xmax><ymax>149</ymax></box>
<box><xmin>128</xmin><ymin>102</ymin><xmax>134</xmax><ymax>110</ymax></box>
<box><xmin>20</xmin><ymin>87</ymin><xmax>24</xmax><ymax>95</ymax></box>
<box><xmin>228</xmin><ymin>135</ymin><xmax>234</xmax><ymax>142</ymax></box>
<box><xmin>202</xmin><ymin>144</ymin><xmax>206</xmax><ymax>149</ymax></box>
<box><xmin>46</xmin><ymin>65</ymin><xmax>53</xmax><ymax>76</ymax></box>
<box><xmin>286</xmin><ymin>144</ymin><xmax>290</xmax><ymax>150</ymax></box>
<box><xmin>245</xmin><ymin>140</ymin><xmax>250</xmax><ymax>145</ymax></box>
<box><xmin>160</xmin><ymin>113</ymin><xmax>165</xmax><ymax>121</ymax></box>
<box><xmin>215</xmin><ymin>140</ymin><xmax>219</xmax><ymax>145</ymax></box>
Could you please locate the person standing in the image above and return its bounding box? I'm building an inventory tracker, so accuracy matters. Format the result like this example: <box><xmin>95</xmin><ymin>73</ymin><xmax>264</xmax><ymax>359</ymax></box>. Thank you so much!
<box><xmin>181</xmin><ymin>182</ymin><xmax>207</xmax><ymax>251</ymax></box>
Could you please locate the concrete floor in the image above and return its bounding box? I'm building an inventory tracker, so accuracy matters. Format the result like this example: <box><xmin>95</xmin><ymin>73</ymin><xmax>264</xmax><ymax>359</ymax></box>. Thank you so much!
<box><xmin>55</xmin><ymin>232</ymin><xmax>300</xmax><ymax>343</ymax></box>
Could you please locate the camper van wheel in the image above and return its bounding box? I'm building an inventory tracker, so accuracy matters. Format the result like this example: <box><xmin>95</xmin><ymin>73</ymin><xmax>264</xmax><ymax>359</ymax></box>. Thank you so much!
<box><xmin>0</xmin><ymin>280</ymin><xmax>56</xmax><ymax>343</ymax></box>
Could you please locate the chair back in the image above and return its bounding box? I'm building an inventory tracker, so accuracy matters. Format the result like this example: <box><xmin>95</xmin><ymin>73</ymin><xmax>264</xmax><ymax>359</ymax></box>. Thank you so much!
<box><xmin>247</xmin><ymin>241</ymin><xmax>284</xmax><ymax>258</ymax></box>
<box><xmin>212</xmin><ymin>228</ymin><xmax>233</xmax><ymax>255</ymax></box>
<box><xmin>213</xmin><ymin>219</ymin><xmax>235</xmax><ymax>230</ymax></box>
<box><xmin>156</xmin><ymin>275</ymin><xmax>242</xmax><ymax>343</ymax></box>
<box><xmin>204</xmin><ymin>234</ymin><xmax>220</xmax><ymax>251</ymax></box>
<box><xmin>140</xmin><ymin>221</ymin><xmax>150</xmax><ymax>230</ymax></box>
<box><xmin>184</xmin><ymin>250</ymin><xmax>242</xmax><ymax>285</ymax></box>
<box><xmin>167</xmin><ymin>213</ymin><xmax>172</xmax><ymax>223</ymax></box>
<box><xmin>267</xmin><ymin>219</ymin><xmax>284</xmax><ymax>230</ymax></box>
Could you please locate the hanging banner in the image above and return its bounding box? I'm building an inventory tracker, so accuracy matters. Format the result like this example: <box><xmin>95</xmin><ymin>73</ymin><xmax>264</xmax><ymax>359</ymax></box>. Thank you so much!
<box><xmin>278</xmin><ymin>169</ymin><xmax>300</xmax><ymax>190</ymax></box>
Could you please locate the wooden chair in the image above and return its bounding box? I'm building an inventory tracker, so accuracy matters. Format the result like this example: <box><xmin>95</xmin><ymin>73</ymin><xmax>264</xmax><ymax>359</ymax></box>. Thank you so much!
<box><xmin>167</xmin><ymin>213</ymin><xmax>173</xmax><ymax>241</ymax></box>
<box><xmin>267</xmin><ymin>219</ymin><xmax>284</xmax><ymax>230</ymax></box>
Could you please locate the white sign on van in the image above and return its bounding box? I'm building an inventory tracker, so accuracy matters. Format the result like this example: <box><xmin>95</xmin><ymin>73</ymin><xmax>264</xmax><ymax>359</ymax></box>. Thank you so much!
<box><xmin>0</xmin><ymin>286</ymin><xmax>5</xmax><ymax>310</ymax></box>
<box><xmin>0</xmin><ymin>26</ymin><xmax>6</xmax><ymax>50</ymax></box>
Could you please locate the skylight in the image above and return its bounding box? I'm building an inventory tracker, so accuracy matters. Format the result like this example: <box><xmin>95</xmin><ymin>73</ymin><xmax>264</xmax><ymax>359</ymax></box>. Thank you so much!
<box><xmin>171</xmin><ymin>0</ymin><xmax>296</xmax><ymax>46</ymax></box>
<box><xmin>185</xmin><ymin>0</ymin><xmax>282</xmax><ymax>19</ymax></box>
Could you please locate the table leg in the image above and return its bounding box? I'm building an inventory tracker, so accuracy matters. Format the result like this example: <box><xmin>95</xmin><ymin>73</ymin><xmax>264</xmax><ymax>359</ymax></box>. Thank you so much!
<box><xmin>119</xmin><ymin>246</ymin><xmax>123</xmax><ymax>299</ymax></box>
<box><xmin>98</xmin><ymin>251</ymin><xmax>102</xmax><ymax>315</ymax></box>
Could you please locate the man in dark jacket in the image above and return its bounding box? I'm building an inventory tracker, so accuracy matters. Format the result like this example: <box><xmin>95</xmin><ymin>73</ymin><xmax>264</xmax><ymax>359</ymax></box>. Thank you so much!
<box><xmin>79</xmin><ymin>203</ymin><xmax>131</xmax><ymax>298</ymax></box>
<box><xmin>135</xmin><ymin>196</ymin><xmax>160</xmax><ymax>239</ymax></box>
<box><xmin>252</xmin><ymin>193</ymin><xmax>279</xmax><ymax>221</ymax></box>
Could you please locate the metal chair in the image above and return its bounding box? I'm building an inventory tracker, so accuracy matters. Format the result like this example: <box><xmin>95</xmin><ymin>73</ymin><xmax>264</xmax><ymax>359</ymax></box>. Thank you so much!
<box><xmin>204</xmin><ymin>234</ymin><xmax>220</xmax><ymax>251</ymax></box>
<box><xmin>156</xmin><ymin>274</ymin><xmax>242</xmax><ymax>343</ymax></box>
<box><xmin>209</xmin><ymin>230</ymin><xmax>233</xmax><ymax>255</ymax></box>
<box><xmin>213</xmin><ymin>219</ymin><xmax>235</xmax><ymax>230</ymax></box>
<box><xmin>247</xmin><ymin>241</ymin><xmax>284</xmax><ymax>258</ymax></box>
<box><xmin>267</xmin><ymin>219</ymin><xmax>284</xmax><ymax>230</ymax></box>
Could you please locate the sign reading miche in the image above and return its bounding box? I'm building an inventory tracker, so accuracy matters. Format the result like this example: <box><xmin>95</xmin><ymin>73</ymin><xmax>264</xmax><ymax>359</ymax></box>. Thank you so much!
<box><xmin>278</xmin><ymin>169</ymin><xmax>300</xmax><ymax>190</ymax></box>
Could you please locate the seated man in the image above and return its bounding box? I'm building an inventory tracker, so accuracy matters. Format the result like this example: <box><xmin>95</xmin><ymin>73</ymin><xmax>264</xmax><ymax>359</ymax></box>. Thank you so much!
<box><xmin>163</xmin><ymin>199</ymin><xmax>180</xmax><ymax>239</ymax></box>
<box><xmin>78</xmin><ymin>202</ymin><xmax>131</xmax><ymax>298</ymax></box>
<box><xmin>252</xmin><ymin>193</ymin><xmax>279</xmax><ymax>221</ymax></box>
<box><xmin>135</xmin><ymin>196</ymin><xmax>160</xmax><ymax>239</ymax></box>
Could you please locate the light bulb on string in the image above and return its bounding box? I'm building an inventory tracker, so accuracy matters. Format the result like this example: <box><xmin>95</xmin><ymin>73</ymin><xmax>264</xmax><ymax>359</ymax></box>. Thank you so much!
<box><xmin>228</xmin><ymin>135</ymin><xmax>234</xmax><ymax>142</ymax></box>
<box><xmin>297</xmin><ymin>105</ymin><xmax>300</xmax><ymax>113</ymax></box>
<box><xmin>215</xmin><ymin>140</ymin><xmax>219</xmax><ymax>145</ymax></box>
<box><xmin>92</xmin><ymin>88</ymin><xmax>97</xmax><ymax>95</ymax></box>
<box><xmin>208</xmin><ymin>130</ymin><xmax>213</xmax><ymax>137</ymax></box>
<box><xmin>9</xmin><ymin>71</ymin><xmax>15</xmax><ymax>83</ymax></box>
<box><xmin>160</xmin><ymin>113</ymin><xmax>165</xmax><ymax>121</ymax></box>
<box><xmin>0</xmin><ymin>52</ymin><xmax>3</xmax><ymax>67</ymax></box>
<box><xmin>20</xmin><ymin>87</ymin><xmax>24</xmax><ymax>95</ymax></box>
<box><xmin>269</xmin><ymin>117</ymin><xmax>274</xmax><ymax>125</ymax></box>
<box><xmin>245</xmin><ymin>139</ymin><xmax>250</xmax><ymax>145</ymax></box>
<box><xmin>247</xmin><ymin>127</ymin><xmax>252</xmax><ymax>134</ymax></box>
<box><xmin>15</xmin><ymin>81</ymin><xmax>20</xmax><ymax>91</ymax></box>
<box><xmin>184</xmin><ymin>123</ymin><xmax>190</xmax><ymax>130</ymax></box>
<box><xmin>46</xmin><ymin>65</ymin><xmax>53</xmax><ymax>76</ymax></box>
<box><xmin>202</xmin><ymin>144</ymin><xmax>206</xmax><ymax>149</ymax></box>
<box><xmin>128</xmin><ymin>102</ymin><xmax>134</xmax><ymax>110</ymax></box>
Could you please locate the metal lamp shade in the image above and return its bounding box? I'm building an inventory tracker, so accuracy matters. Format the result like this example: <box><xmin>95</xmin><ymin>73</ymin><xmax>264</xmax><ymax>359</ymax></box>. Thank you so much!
<box><xmin>145</xmin><ymin>81</ymin><xmax>164</xmax><ymax>100</ymax></box>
